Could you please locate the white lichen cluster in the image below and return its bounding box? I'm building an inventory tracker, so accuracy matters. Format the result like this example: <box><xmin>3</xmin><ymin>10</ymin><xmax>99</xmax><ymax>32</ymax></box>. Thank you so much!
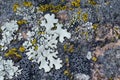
<box><xmin>17</xmin><ymin>8</ymin><xmax>71</xmax><ymax>71</ymax></box>
<box><xmin>0</xmin><ymin>20</ymin><xmax>18</xmax><ymax>51</ymax></box>
<box><xmin>82</xmin><ymin>22</ymin><xmax>93</xmax><ymax>30</ymax></box>
<box><xmin>86</xmin><ymin>51</ymin><xmax>92</xmax><ymax>60</ymax></box>
<box><xmin>0</xmin><ymin>56</ymin><xmax>22</xmax><ymax>80</ymax></box>
<box><xmin>74</xmin><ymin>73</ymin><xmax>90</xmax><ymax>80</ymax></box>
<box><xmin>0</xmin><ymin>3</ymin><xmax>71</xmax><ymax>73</ymax></box>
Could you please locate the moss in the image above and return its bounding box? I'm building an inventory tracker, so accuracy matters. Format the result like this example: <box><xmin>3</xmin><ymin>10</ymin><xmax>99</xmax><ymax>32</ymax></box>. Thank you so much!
<box><xmin>13</xmin><ymin>3</ymin><xmax>20</xmax><ymax>12</ymax></box>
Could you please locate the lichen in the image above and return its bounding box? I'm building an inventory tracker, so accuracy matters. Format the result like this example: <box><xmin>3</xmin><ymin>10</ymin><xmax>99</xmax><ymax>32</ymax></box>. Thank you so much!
<box><xmin>88</xmin><ymin>0</ymin><xmax>97</xmax><ymax>5</ymax></box>
<box><xmin>0</xmin><ymin>56</ymin><xmax>22</xmax><ymax>80</ymax></box>
<box><xmin>64</xmin><ymin>43</ymin><xmax>74</xmax><ymax>53</ymax></box>
<box><xmin>92</xmin><ymin>56</ymin><xmax>97</xmax><ymax>62</ymax></box>
<box><xmin>82</xmin><ymin>13</ymin><xmax>89</xmax><ymax>22</ymax></box>
<box><xmin>71</xmin><ymin>0</ymin><xmax>81</xmax><ymax>8</ymax></box>
<box><xmin>23</xmin><ymin>1</ymin><xmax>33</xmax><ymax>7</ymax></box>
<box><xmin>38</xmin><ymin>4</ymin><xmax>67</xmax><ymax>13</ymax></box>
<box><xmin>5</xmin><ymin>48</ymin><xmax>22</xmax><ymax>61</ymax></box>
<box><xmin>13</xmin><ymin>3</ymin><xmax>20</xmax><ymax>12</ymax></box>
<box><xmin>19</xmin><ymin>46</ymin><xmax>26</xmax><ymax>53</ymax></box>
<box><xmin>0</xmin><ymin>20</ymin><xmax>18</xmax><ymax>51</ymax></box>
<box><xmin>17</xmin><ymin>19</ymin><xmax>27</xmax><ymax>26</ymax></box>
<box><xmin>19</xmin><ymin>13</ymin><xmax>71</xmax><ymax>72</ymax></box>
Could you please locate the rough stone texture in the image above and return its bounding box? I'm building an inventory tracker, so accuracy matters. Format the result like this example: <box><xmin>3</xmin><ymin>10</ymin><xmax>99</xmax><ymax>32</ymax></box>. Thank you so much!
<box><xmin>0</xmin><ymin>0</ymin><xmax>120</xmax><ymax>80</ymax></box>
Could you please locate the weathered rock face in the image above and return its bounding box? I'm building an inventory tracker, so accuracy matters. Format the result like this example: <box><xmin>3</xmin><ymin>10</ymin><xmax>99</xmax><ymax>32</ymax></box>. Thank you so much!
<box><xmin>0</xmin><ymin>0</ymin><xmax>120</xmax><ymax>80</ymax></box>
<box><xmin>101</xmin><ymin>47</ymin><xmax>120</xmax><ymax>78</ymax></box>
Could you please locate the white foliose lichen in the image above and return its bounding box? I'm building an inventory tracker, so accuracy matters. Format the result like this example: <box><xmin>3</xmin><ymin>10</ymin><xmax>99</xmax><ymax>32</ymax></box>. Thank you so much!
<box><xmin>22</xmin><ymin>13</ymin><xmax>71</xmax><ymax>72</ymax></box>
<box><xmin>0</xmin><ymin>20</ymin><xmax>18</xmax><ymax>51</ymax></box>
<box><xmin>0</xmin><ymin>56</ymin><xmax>22</xmax><ymax>80</ymax></box>
<box><xmin>41</xmin><ymin>14</ymin><xmax>71</xmax><ymax>43</ymax></box>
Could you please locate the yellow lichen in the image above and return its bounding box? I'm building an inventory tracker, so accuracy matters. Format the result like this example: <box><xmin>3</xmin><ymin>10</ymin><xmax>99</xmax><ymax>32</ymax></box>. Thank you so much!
<box><xmin>38</xmin><ymin>31</ymin><xmax>45</xmax><ymax>35</ymax></box>
<box><xmin>0</xmin><ymin>45</ymin><xmax>3</xmax><ymax>49</ymax></box>
<box><xmin>5</xmin><ymin>48</ymin><xmax>22</xmax><ymax>60</ymax></box>
<box><xmin>77</xmin><ymin>10</ymin><xmax>81</xmax><ymax>15</ymax></box>
<box><xmin>61</xmin><ymin>0</ymin><xmax>65</xmax><ymax>2</ymax></box>
<box><xmin>64</xmin><ymin>70</ymin><xmax>70</xmax><ymax>76</ymax></box>
<box><xmin>82</xmin><ymin>31</ymin><xmax>88</xmax><ymax>40</ymax></box>
<box><xmin>34</xmin><ymin>45</ymin><xmax>38</xmax><ymax>51</ymax></box>
<box><xmin>13</xmin><ymin>3</ymin><xmax>20</xmax><ymax>12</ymax></box>
<box><xmin>23</xmin><ymin>1</ymin><xmax>32</xmax><ymax>7</ymax></box>
<box><xmin>92</xmin><ymin>56</ymin><xmax>97</xmax><ymax>62</ymax></box>
<box><xmin>85</xmin><ymin>32</ymin><xmax>89</xmax><ymax>40</ymax></box>
<box><xmin>65</xmin><ymin>57</ymin><xmax>69</xmax><ymax>63</ymax></box>
<box><xmin>39</xmin><ymin>4</ymin><xmax>49</xmax><ymax>12</ymax></box>
<box><xmin>51</xmin><ymin>10</ymin><xmax>59</xmax><ymax>13</ymax></box>
<box><xmin>69</xmin><ymin>7</ymin><xmax>74</xmax><ymax>11</ymax></box>
<box><xmin>17</xmin><ymin>20</ymin><xmax>27</xmax><ymax>25</ymax></box>
<box><xmin>68</xmin><ymin>45</ymin><xmax>74</xmax><ymax>53</ymax></box>
<box><xmin>38</xmin><ymin>4</ymin><xmax>67</xmax><ymax>13</ymax></box>
<box><xmin>37</xmin><ymin>20</ymin><xmax>41</xmax><ymax>24</ymax></box>
<box><xmin>109</xmin><ymin>78</ymin><xmax>113</xmax><ymax>80</ymax></box>
<box><xmin>64</xmin><ymin>43</ymin><xmax>74</xmax><ymax>53</ymax></box>
<box><xmin>92</xmin><ymin>23</ymin><xmax>98</xmax><ymax>30</ymax></box>
<box><xmin>64</xmin><ymin>44</ymin><xmax>68</xmax><ymax>51</ymax></box>
<box><xmin>71</xmin><ymin>0</ymin><xmax>81</xmax><ymax>7</ymax></box>
<box><xmin>77</xmin><ymin>10</ymin><xmax>82</xmax><ymax>19</ymax></box>
<box><xmin>82</xmin><ymin>13</ymin><xmax>88</xmax><ymax>22</ymax></box>
<box><xmin>11</xmin><ymin>48</ymin><xmax>17</xmax><ymax>51</ymax></box>
<box><xmin>19</xmin><ymin>46</ymin><xmax>26</xmax><ymax>52</ymax></box>
<box><xmin>31</xmin><ymin>38</ymin><xmax>37</xmax><ymax>45</ymax></box>
<box><xmin>88</xmin><ymin>0</ymin><xmax>97</xmax><ymax>5</ymax></box>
